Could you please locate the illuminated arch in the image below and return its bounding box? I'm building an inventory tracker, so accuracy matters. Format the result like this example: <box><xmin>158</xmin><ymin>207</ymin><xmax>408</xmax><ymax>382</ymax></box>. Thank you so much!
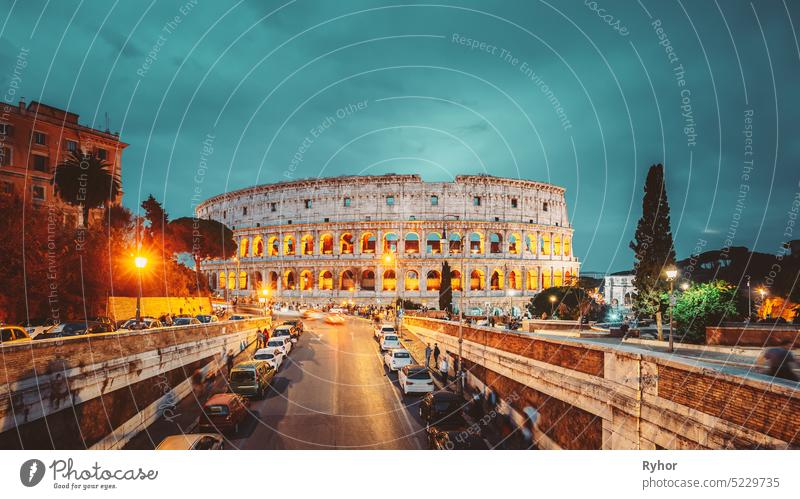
<box><xmin>405</xmin><ymin>270</ymin><xmax>419</xmax><ymax>291</ymax></box>
<box><xmin>490</xmin><ymin>269</ymin><xmax>504</xmax><ymax>290</ymax></box>
<box><xmin>227</xmin><ymin>273</ymin><xmax>236</xmax><ymax>290</ymax></box>
<box><xmin>542</xmin><ymin>268</ymin><xmax>552</xmax><ymax>288</ymax></box>
<box><xmin>319</xmin><ymin>270</ymin><xmax>333</xmax><ymax>290</ymax></box>
<box><xmin>382</xmin><ymin>269</ymin><xmax>396</xmax><ymax>291</ymax></box>
<box><xmin>299</xmin><ymin>269</ymin><xmax>313</xmax><ymax>291</ymax></box>
<box><xmin>527</xmin><ymin>269</ymin><xmax>538</xmax><ymax>291</ymax></box>
<box><xmin>383</xmin><ymin>232</ymin><xmax>399</xmax><ymax>253</ymax></box>
<box><xmin>268</xmin><ymin>271</ymin><xmax>279</xmax><ymax>290</ymax></box>
<box><xmin>470</xmin><ymin>269</ymin><xmax>485</xmax><ymax>291</ymax></box>
<box><xmin>301</xmin><ymin>234</ymin><xmax>314</xmax><ymax>255</ymax></box>
<box><xmin>553</xmin><ymin>234</ymin><xmax>562</xmax><ymax>256</ymax></box>
<box><xmin>361</xmin><ymin>269</ymin><xmax>375</xmax><ymax>291</ymax></box>
<box><xmin>340</xmin><ymin>233</ymin><xmax>354</xmax><ymax>254</ymax></box>
<box><xmin>426</xmin><ymin>270</ymin><xmax>441</xmax><ymax>291</ymax></box>
<box><xmin>425</xmin><ymin>232</ymin><xmax>443</xmax><ymax>254</ymax></box>
<box><xmin>283</xmin><ymin>269</ymin><xmax>296</xmax><ymax>290</ymax></box>
<box><xmin>267</xmin><ymin>236</ymin><xmax>279</xmax><ymax>256</ymax></box>
<box><xmin>219</xmin><ymin>271</ymin><xmax>226</xmax><ymax>289</ymax></box>
<box><xmin>509</xmin><ymin>269</ymin><xmax>521</xmax><ymax>290</ymax></box>
<box><xmin>554</xmin><ymin>268</ymin><xmax>563</xmax><ymax>287</ymax></box>
<box><xmin>451</xmin><ymin>270</ymin><xmax>462</xmax><ymax>291</ymax></box>
<box><xmin>404</xmin><ymin>232</ymin><xmax>420</xmax><ymax>254</ymax></box>
<box><xmin>541</xmin><ymin>234</ymin><xmax>551</xmax><ymax>256</ymax></box>
<box><xmin>252</xmin><ymin>236</ymin><xmax>264</xmax><ymax>257</ymax></box>
<box><xmin>564</xmin><ymin>237</ymin><xmax>571</xmax><ymax>257</ymax></box>
<box><xmin>360</xmin><ymin>232</ymin><xmax>376</xmax><ymax>254</ymax></box>
<box><xmin>340</xmin><ymin>269</ymin><xmax>356</xmax><ymax>290</ymax></box>
<box><xmin>489</xmin><ymin>233</ymin><xmax>503</xmax><ymax>254</ymax></box>
<box><xmin>284</xmin><ymin>235</ymin><xmax>296</xmax><ymax>255</ymax></box>
<box><xmin>320</xmin><ymin>233</ymin><xmax>334</xmax><ymax>254</ymax></box>
<box><xmin>469</xmin><ymin>232</ymin><xmax>484</xmax><ymax>254</ymax></box>
<box><xmin>239</xmin><ymin>237</ymin><xmax>250</xmax><ymax>258</ymax></box>
<box><xmin>252</xmin><ymin>271</ymin><xmax>263</xmax><ymax>290</ymax></box>
<box><xmin>239</xmin><ymin>271</ymin><xmax>248</xmax><ymax>290</ymax></box>
<box><xmin>526</xmin><ymin>234</ymin><xmax>537</xmax><ymax>254</ymax></box>
<box><xmin>448</xmin><ymin>232</ymin><xmax>463</xmax><ymax>254</ymax></box>
<box><xmin>508</xmin><ymin>233</ymin><xmax>521</xmax><ymax>254</ymax></box>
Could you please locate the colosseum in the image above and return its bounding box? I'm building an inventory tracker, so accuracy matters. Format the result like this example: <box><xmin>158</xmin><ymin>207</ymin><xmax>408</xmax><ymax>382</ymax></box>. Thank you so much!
<box><xmin>196</xmin><ymin>174</ymin><xmax>580</xmax><ymax>315</ymax></box>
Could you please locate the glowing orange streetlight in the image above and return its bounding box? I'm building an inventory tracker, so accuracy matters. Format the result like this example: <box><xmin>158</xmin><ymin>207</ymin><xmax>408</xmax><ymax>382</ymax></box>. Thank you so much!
<box><xmin>134</xmin><ymin>255</ymin><xmax>148</xmax><ymax>328</ymax></box>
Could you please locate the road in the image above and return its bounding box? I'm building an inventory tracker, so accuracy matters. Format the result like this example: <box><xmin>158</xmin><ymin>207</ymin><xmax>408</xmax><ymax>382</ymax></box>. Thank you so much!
<box><xmin>130</xmin><ymin>315</ymin><xmax>427</xmax><ymax>450</ymax></box>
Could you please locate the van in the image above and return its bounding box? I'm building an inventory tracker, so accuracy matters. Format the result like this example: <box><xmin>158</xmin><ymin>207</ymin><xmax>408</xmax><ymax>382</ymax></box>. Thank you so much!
<box><xmin>229</xmin><ymin>360</ymin><xmax>275</xmax><ymax>399</ymax></box>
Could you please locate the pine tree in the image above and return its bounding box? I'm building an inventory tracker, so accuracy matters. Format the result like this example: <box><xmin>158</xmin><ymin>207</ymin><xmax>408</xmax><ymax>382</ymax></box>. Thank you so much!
<box><xmin>141</xmin><ymin>194</ymin><xmax>169</xmax><ymax>240</ymax></box>
<box><xmin>629</xmin><ymin>164</ymin><xmax>676</xmax><ymax>318</ymax></box>
<box><xmin>439</xmin><ymin>261</ymin><xmax>453</xmax><ymax>313</ymax></box>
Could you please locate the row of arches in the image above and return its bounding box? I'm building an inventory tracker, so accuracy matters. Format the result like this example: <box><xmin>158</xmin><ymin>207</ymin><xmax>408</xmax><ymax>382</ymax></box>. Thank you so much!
<box><xmin>238</xmin><ymin>231</ymin><xmax>572</xmax><ymax>258</ymax></box>
<box><xmin>216</xmin><ymin>268</ymin><xmax>575</xmax><ymax>292</ymax></box>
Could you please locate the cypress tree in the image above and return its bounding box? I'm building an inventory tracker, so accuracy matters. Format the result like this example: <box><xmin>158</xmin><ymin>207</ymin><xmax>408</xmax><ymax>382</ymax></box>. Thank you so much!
<box><xmin>629</xmin><ymin>164</ymin><xmax>676</xmax><ymax>318</ymax></box>
<box><xmin>439</xmin><ymin>261</ymin><xmax>453</xmax><ymax>313</ymax></box>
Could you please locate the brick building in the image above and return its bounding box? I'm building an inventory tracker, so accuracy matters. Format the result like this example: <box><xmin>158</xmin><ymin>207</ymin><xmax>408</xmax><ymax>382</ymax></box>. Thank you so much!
<box><xmin>0</xmin><ymin>99</ymin><xmax>127</xmax><ymax>224</ymax></box>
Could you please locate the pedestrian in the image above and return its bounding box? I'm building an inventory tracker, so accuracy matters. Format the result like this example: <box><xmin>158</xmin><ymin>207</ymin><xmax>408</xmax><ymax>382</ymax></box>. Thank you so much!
<box><xmin>440</xmin><ymin>355</ymin><xmax>449</xmax><ymax>385</ymax></box>
<box><xmin>433</xmin><ymin>343</ymin><xmax>441</xmax><ymax>365</ymax></box>
<box><xmin>424</xmin><ymin>343</ymin><xmax>432</xmax><ymax>368</ymax></box>
<box><xmin>257</xmin><ymin>328</ymin><xmax>266</xmax><ymax>349</ymax></box>
<box><xmin>226</xmin><ymin>350</ymin><xmax>234</xmax><ymax>377</ymax></box>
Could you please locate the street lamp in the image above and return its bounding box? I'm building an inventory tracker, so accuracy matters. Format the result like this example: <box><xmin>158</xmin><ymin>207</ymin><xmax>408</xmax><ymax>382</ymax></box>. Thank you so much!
<box><xmin>757</xmin><ymin>287</ymin><xmax>768</xmax><ymax>319</ymax></box>
<box><xmin>134</xmin><ymin>255</ymin><xmax>147</xmax><ymax>329</ymax></box>
<box><xmin>384</xmin><ymin>252</ymin><xmax>400</xmax><ymax>329</ymax></box>
<box><xmin>680</xmin><ymin>282</ymin><xmax>690</xmax><ymax>291</ymax></box>
<box><xmin>549</xmin><ymin>295</ymin><xmax>557</xmax><ymax>318</ymax></box>
<box><xmin>260</xmin><ymin>288</ymin><xmax>269</xmax><ymax>316</ymax></box>
<box><xmin>665</xmin><ymin>267</ymin><xmax>678</xmax><ymax>352</ymax></box>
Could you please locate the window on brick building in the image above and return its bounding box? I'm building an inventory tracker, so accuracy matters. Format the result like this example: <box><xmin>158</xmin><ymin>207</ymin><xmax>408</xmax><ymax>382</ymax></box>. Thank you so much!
<box><xmin>33</xmin><ymin>131</ymin><xmax>46</xmax><ymax>145</ymax></box>
<box><xmin>2</xmin><ymin>181</ymin><xmax>13</xmax><ymax>194</ymax></box>
<box><xmin>511</xmin><ymin>198</ymin><xmax>518</xmax><ymax>208</ymax></box>
<box><xmin>473</xmin><ymin>196</ymin><xmax>481</xmax><ymax>206</ymax></box>
<box><xmin>386</xmin><ymin>195</ymin><xmax>395</xmax><ymax>206</ymax></box>
<box><xmin>304</xmin><ymin>199</ymin><xmax>312</xmax><ymax>209</ymax></box>
<box><xmin>66</xmin><ymin>140</ymin><xmax>78</xmax><ymax>153</ymax></box>
<box><xmin>242</xmin><ymin>206</ymin><xmax>247</xmax><ymax>216</ymax></box>
<box><xmin>431</xmin><ymin>195</ymin><xmax>438</xmax><ymax>206</ymax></box>
<box><xmin>0</xmin><ymin>123</ymin><xmax>13</xmax><ymax>137</ymax></box>
<box><xmin>96</xmin><ymin>148</ymin><xmax>107</xmax><ymax>160</ymax></box>
<box><xmin>32</xmin><ymin>155</ymin><xmax>48</xmax><ymax>173</ymax></box>
<box><xmin>270</xmin><ymin>202</ymin><xmax>277</xmax><ymax>212</ymax></box>
<box><xmin>32</xmin><ymin>185</ymin><xmax>45</xmax><ymax>201</ymax></box>
<box><xmin>343</xmin><ymin>197</ymin><xmax>351</xmax><ymax>207</ymax></box>
<box><xmin>0</xmin><ymin>146</ymin><xmax>11</xmax><ymax>166</ymax></box>
<box><xmin>543</xmin><ymin>202</ymin><xmax>548</xmax><ymax>212</ymax></box>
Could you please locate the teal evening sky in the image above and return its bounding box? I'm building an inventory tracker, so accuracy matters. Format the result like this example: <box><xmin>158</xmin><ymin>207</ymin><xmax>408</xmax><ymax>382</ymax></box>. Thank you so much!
<box><xmin>1</xmin><ymin>0</ymin><xmax>798</xmax><ymax>272</ymax></box>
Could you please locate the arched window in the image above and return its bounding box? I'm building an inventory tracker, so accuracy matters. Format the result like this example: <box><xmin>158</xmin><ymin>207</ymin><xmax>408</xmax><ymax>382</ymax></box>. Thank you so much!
<box><xmin>319</xmin><ymin>270</ymin><xmax>333</xmax><ymax>290</ymax></box>
<box><xmin>384</xmin><ymin>233</ymin><xmax>399</xmax><ymax>253</ymax></box>
<box><xmin>527</xmin><ymin>269</ymin><xmax>538</xmax><ymax>291</ymax></box>
<box><xmin>268</xmin><ymin>271</ymin><xmax>279</xmax><ymax>290</ymax></box>
<box><xmin>300</xmin><ymin>270</ymin><xmax>313</xmax><ymax>291</ymax></box>
<box><xmin>219</xmin><ymin>271</ymin><xmax>226</xmax><ymax>289</ymax></box>
<box><xmin>469</xmin><ymin>232</ymin><xmax>484</xmax><ymax>254</ymax></box>
<box><xmin>284</xmin><ymin>269</ymin><xmax>296</xmax><ymax>290</ymax></box>
<box><xmin>489</xmin><ymin>233</ymin><xmax>503</xmax><ymax>254</ymax></box>
<box><xmin>240</xmin><ymin>238</ymin><xmax>250</xmax><ymax>258</ymax></box>
<box><xmin>301</xmin><ymin>234</ymin><xmax>314</xmax><ymax>255</ymax></box>
<box><xmin>361</xmin><ymin>233</ymin><xmax>376</xmax><ymax>254</ymax></box>
<box><xmin>239</xmin><ymin>271</ymin><xmax>248</xmax><ymax>290</ymax></box>
<box><xmin>253</xmin><ymin>236</ymin><xmax>264</xmax><ymax>257</ymax></box>
<box><xmin>526</xmin><ymin>234</ymin><xmax>536</xmax><ymax>254</ymax></box>
<box><xmin>509</xmin><ymin>270</ymin><xmax>521</xmax><ymax>290</ymax></box>
<box><xmin>448</xmin><ymin>232</ymin><xmax>463</xmax><ymax>254</ymax></box>
<box><xmin>361</xmin><ymin>270</ymin><xmax>375</xmax><ymax>291</ymax></box>
<box><xmin>490</xmin><ymin>269</ymin><xmax>504</xmax><ymax>290</ymax></box>
<box><xmin>451</xmin><ymin>270</ymin><xmax>462</xmax><ymax>291</ymax></box>
<box><xmin>541</xmin><ymin>234</ymin><xmax>551</xmax><ymax>256</ymax></box>
<box><xmin>554</xmin><ymin>268</ymin><xmax>563</xmax><ymax>287</ymax></box>
<box><xmin>404</xmin><ymin>232</ymin><xmax>420</xmax><ymax>254</ymax></box>
<box><xmin>340</xmin><ymin>233</ymin><xmax>354</xmax><ymax>254</ymax></box>
<box><xmin>321</xmin><ymin>234</ymin><xmax>334</xmax><ymax>254</ymax></box>
<box><xmin>470</xmin><ymin>269</ymin><xmax>485</xmax><ymax>290</ymax></box>
<box><xmin>383</xmin><ymin>269</ymin><xmax>396</xmax><ymax>291</ymax></box>
<box><xmin>564</xmin><ymin>270</ymin><xmax>572</xmax><ymax>286</ymax></box>
<box><xmin>564</xmin><ymin>237</ymin><xmax>571</xmax><ymax>257</ymax></box>
<box><xmin>426</xmin><ymin>232</ymin><xmax>443</xmax><ymax>254</ymax></box>
<box><xmin>268</xmin><ymin>236</ymin><xmax>279</xmax><ymax>256</ymax></box>
<box><xmin>542</xmin><ymin>268</ymin><xmax>552</xmax><ymax>288</ymax></box>
<box><xmin>284</xmin><ymin>235</ymin><xmax>296</xmax><ymax>255</ymax></box>
<box><xmin>227</xmin><ymin>273</ymin><xmax>236</xmax><ymax>290</ymax></box>
<box><xmin>553</xmin><ymin>234</ymin><xmax>562</xmax><ymax>256</ymax></box>
<box><xmin>426</xmin><ymin>270</ymin><xmax>441</xmax><ymax>291</ymax></box>
<box><xmin>508</xmin><ymin>233</ymin><xmax>521</xmax><ymax>254</ymax></box>
<box><xmin>340</xmin><ymin>270</ymin><xmax>355</xmax><ymax>290</ymax></box>
<box><xmin>252</xmin><ymin>271</ymin><xmax>263</xmax><ymax>290</ymax></box>
<box><xmin>405</xmin><ymin>270</ymin><xmax>419</xmax><ymax>291</ymax></box>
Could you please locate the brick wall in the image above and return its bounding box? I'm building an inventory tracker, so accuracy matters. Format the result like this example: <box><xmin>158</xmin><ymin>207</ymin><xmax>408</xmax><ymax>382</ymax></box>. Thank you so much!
<box><xmin>706</xmin><ymin>325</ymin><xmax>800</xmax><ymax>347</ymax></box>
<box><xmin>106</xmin><ymin>296</ymin><xmax>213</xmax><ymax>322</ymax></box>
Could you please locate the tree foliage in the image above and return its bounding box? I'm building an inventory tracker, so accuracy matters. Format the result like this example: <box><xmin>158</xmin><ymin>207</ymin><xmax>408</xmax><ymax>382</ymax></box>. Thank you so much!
<box><xmin>527</xmin><ymin>287</ymin><xmax>606</xmax><ymax>321</ymax></box>
<box><xmin>672</xmin><ymin>280</ymin><xmax>740</xmax><ymax>343</ymax></box>
<box><xmin>54</xmin><ymin>152</ymin><xmax>120</xmax><ymax>227</ymax></box>
<box><xmin>629</xmin><ymin>164</ymin><xmax>676</xmax><ymax>316</ymax></box>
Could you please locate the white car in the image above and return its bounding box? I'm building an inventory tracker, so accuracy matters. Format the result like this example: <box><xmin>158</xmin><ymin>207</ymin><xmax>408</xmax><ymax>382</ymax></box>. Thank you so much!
<box><xmin>253</xmin><ymin>348</ymin><xmax>284</xmax><ymax>370</ymax></box>
<box><xmin>119</xmin><ymin>318</ymin><xmax>163</xmax><ymax>330</ymax></box>
<box><xmin>384</xmin><ymin>348</ymin><xmax>413</xmax><ymax>371</ymax></box>
<box><xmin>398</xmin><ymin>365</ymin><xmax>435</xmax><ymax>395</ymax></box>
<box><xmin>380</xmin><ymin>333</ymin><xmax>401</xmax><ymax>351</ymax></box>
<box><xmin>374</xmin><ymin>324</ymin><xmax>396</xmax><ymax>340</ymax></box>
<box><xmin>266</xmin><ymin>337</ymin><xmax>291</xmax><ymax>356</ymax></box>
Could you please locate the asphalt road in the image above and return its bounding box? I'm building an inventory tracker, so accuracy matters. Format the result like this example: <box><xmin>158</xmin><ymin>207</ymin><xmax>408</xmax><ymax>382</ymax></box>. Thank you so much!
<box><xmin>129</xmin><ymin>315</ymin><xmax>427</xmax><ymax>450</ymax></box>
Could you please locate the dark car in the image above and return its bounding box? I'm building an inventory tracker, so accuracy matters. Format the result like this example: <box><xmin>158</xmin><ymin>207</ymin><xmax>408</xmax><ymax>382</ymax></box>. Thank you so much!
<box><xmin>35</xmin><ymin>321</ymin><xmax>108</xmax><ymax>340</ymax></box>
<box><xmin>229</xmin><ymin>360</ymin><xmax>276</xmax><ymax>399</ymax></box>
<box><xmin>196</xmin><ymin>314</ymin><xmax>219</xmax><ymax>324</ymax></box>
<box><xmin>419</xmin><ymin>391</ymin><xmax>465</xmax><ymax>428</ymax></box>
<box><xmin>88</xmin><ymin>316</ymin><xmax>116</xmax><ymax>331</ymax></box>
<box><xmin>198</xmin><ymin>393</ymin><xmax>249</xmax><ymax>434</ymax></box>
<box><xmin>428</xmin><ymin>426</ymin><xmax>489</xmax><ymax>450</ymax></box>
<box><xmin>281</xmin><ymin>320</ymin><xmax>303</xmax><ymax>336</ymax></box>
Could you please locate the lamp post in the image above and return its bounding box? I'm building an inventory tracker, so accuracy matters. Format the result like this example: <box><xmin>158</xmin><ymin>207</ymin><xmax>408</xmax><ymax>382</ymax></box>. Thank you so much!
<box><xmin>745</xmin><ymin>275</ymin><xmax>751</xmax><ymax>321</ymax></box>
<box><xmin>665</xmin><ymin>267</ymin><xmax>678</xmax><ymax>352</ymax></box>
<box><xmin>384</xmin><ymin>253</ymin><xmax>400</xmax><ymax>330</ymax></box>
<box><xmin>260</xmin><ymin>288</ymin><xmax>269</xmax><ymax>316</ymax></box>
<box><xmin>442</xmin><ymin>214</ymin><xmax>467</xmax><ymax>395</ymax></box>
<box><xmin>549</xmin><ymin>295</ymin><xmax>557</xmax><ymax>318</ymax></box>
<box><xmin>134</xmin><ymin>255</ymin><xmax>147</xmax><ymax>329</ymax></box>
<box><xmin>758</xmin><ymin>287</ymin><xmax>767</xmax><ymax>319</ymax></box>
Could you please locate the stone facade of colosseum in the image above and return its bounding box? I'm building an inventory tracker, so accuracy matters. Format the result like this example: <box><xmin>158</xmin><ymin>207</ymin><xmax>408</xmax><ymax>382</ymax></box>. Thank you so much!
<box><xmin>196</xmin><ymin>174</ymin><xmax>580</xmax><ymax>314</ymax></box>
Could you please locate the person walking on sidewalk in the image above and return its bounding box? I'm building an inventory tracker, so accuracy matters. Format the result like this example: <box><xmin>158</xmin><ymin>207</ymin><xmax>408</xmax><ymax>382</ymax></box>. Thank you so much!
<box><xmin>440</xmin><ymin>355</ymin><xmax>449</xmax><ymax>386</ymax></box>
<box><xmin>226</xmin><ymin>350</ymin><xmax>234</xmax><ymax>378</ymax></box>
<box><xmin>256</xmin><ymin>328</ymin><xmax>265</xmax><ymax>349</ymax></box>
<box><xmin>424</xmin><ymin>343</ymin><xmax>433</xmax><ymax>368</ymax></box>
<box><xmin>433</xmin><ymin>343</ymin><xmax>441</xmax><ymax>366</ymax></box>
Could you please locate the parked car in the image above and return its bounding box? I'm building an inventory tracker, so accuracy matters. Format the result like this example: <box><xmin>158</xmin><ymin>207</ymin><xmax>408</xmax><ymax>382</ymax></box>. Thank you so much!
<box><xmin>398</xmin><ymin>365</ymin><xmax>435</xmax><ymax>395</ymax></box>
<box><xmin>419</xmin><ymin>391</ymin><xmax>465</xmax><ymax>428</ymax></box>
<box><xmin>272</xmin><ymin>325</ymin><xmax>296</xmax><ymax>345</ymax></box>
<box><xmin>0</xmin><ymin>325</ymin><xmax>32</xmax><ymax>345</ymax></box>
<box><xmin>198</xmin><ymin>393</ymin><xmax>249</xmax><ymax>434</ymax></box>
<box><xmin>380</xmin><ymin>333</ymin><xmax>401</xmax><ymax>351</ymax></box>
<box><xmin>196</xmin><ymin>314</ymin><xmax>219</xmax><ymax>324</ymax></box>
<box><xmin>374</xmin><ymin>323</ymin><xmax>396</xmax><ymax>340</ymax></box>
<box><xmin>119</xmin><ymin>317</ymin><xmax>163</xmax><ymax>330</ymax></box>
<box><xmin>229</xmin><ymin>314</ymin><xmax>252</xmax><ymax>321</ymax></box>
<box><xmin>35</xmin><ymin>321</ymin><xmax>109</xmax><ymax>340</ymax></box>
<box><xmin>384</xmin><ymin>348</ymin><xmax>413</xmax><ymax>371</ymax></box>
<box><xmin>229</xmin><ymin>360</ymin><xmax>276</xmax><ymax>399</ymax></box>
<box><xmin>281</xmin><ymin>319</ymin><xmax>303</xmax><ymax>336</ymax></box>
<box><xmin>266</xmin><ymin>337</ymin><xmax>290</xmax><ymax>356</ymax></box>
<box><xmin>172</xmin><ymin>317</ymin><xmax>201</xmax><ymax>326</ymax></box>
<box><xmin>253</xmin><ymin>348</ymin><xmax>284</xmax><ymax>370</ymax></box>
<box><xmin>156</xmin><ymin>433</ymin><xmax>224</xmax><ymax>450</ymax></box>
<box><xmin>88</xmin><ymin>316</ymin><xmax>116</xmax><ymax>331</ymax></box>
<box><xmin>20</xmin><ymin>318</ymin><xmax>57</xmax><ymax>338</ymax></box>
<box><xmin>427</xmin><ymin>427</ymin><xmax>488</xmax><ymax>450</ymax></box>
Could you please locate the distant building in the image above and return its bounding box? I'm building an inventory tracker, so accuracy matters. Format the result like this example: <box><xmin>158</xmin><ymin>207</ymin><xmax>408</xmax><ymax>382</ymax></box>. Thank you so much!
<box><xmin>603</xmin><ymin>271</ymin><xmax>635</xmax><ymax>312</ymax></box>
<box><xmin>0</xmin><ymin>99</ymin><xmax>127</xmax><ymax>224</ymax></box>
